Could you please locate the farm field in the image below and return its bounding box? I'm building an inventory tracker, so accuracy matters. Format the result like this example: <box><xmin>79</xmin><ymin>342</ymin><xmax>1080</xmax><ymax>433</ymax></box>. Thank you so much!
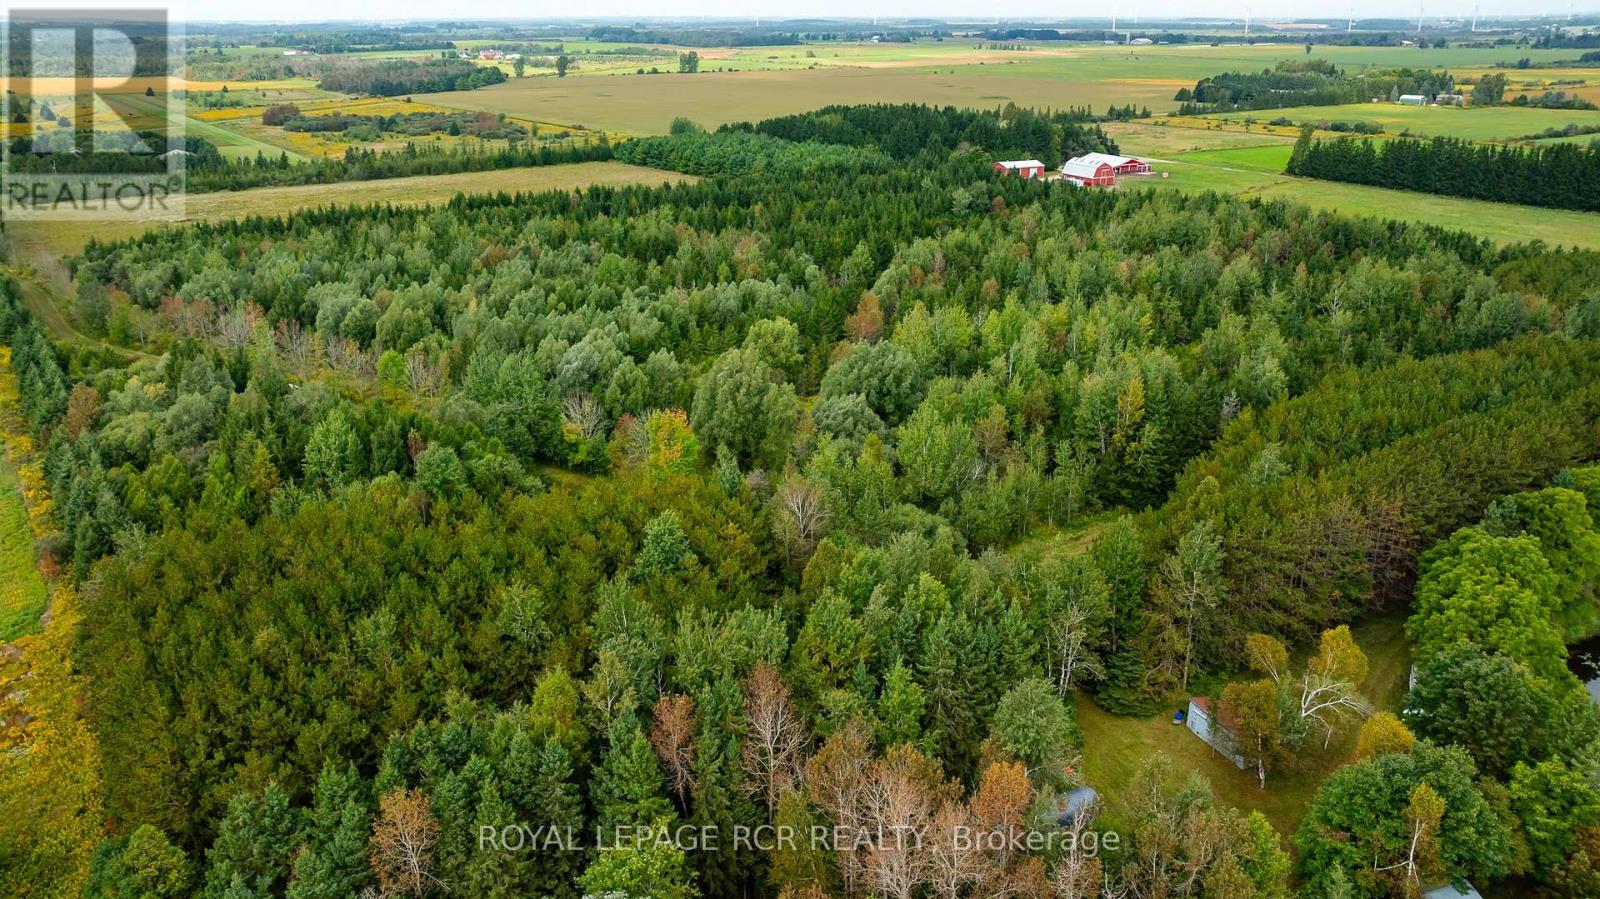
<box><xmin>430</xmin><ymin>64</ymin><xmax>1174</xmax><ymax>135</ymax></box>
<box><xmin>1103</xmin><ymin>119</ymin><xmax>1297</xmax><ymax>154</ymax></box>
<box><xmin>3</xmin><ymin>161</ymin><xmax>694</xmax><ymax>260</ymax></box>
<box><xmin>428</xmin><ymin>41</ymin><xmax>1600</xmax><ymax>135</ymax></box>
<box><xmin>1209</xmin><ymin>100</ymin><xmax>1600</xmax><ymax>140</ymax></box>
<box><xmin>1105</xmin><ymin>126</ymin><xmax>1600</xmax><ymax>248</ymax></box>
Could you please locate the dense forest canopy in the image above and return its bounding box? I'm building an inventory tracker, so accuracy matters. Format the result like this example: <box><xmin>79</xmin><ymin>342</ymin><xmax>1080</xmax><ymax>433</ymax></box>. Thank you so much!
<box><xmin>4</xmin><ymin>102</ymin><xmax>1600</xmax><ymax>899</ymax></box>
<box><xmin>1177</xmin><ymin>60</ymin><xmax>1459</xmax><ymax>112</ymax></box>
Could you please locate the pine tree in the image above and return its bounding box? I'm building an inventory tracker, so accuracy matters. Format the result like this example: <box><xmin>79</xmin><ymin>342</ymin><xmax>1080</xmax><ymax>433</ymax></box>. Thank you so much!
<box><xmin>530</xmin><ymin>739</ymin><xmax>587</xmax><ymax>899</ymax></box>
<box><xmin>203</xmin><ymin>784</ymin><xmax>300</xmax><ymax>899</ymax></box>
<box><xmin>876</xmin><ymin>658</ymin><xmax>925</xmax><ymax>748</ymax></box>
<box><xmin>285</xmin><ymin>763</ymin><xmax>372</xmax><ymax>899</ymax></box>
<box><xmin>591</xmin><ymin>714</ymin><xmax>675</xmax><ymax>829</ymax></box>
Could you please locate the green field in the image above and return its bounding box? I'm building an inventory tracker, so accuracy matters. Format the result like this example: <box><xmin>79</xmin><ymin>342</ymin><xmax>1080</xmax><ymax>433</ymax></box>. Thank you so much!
<box><xmin>0</xmin><ymin>454</ymin><xmax>46</xmax><ymax>641</ymax></box>
<box><xmin>1210</xmin><ymin>100</ymin><xmax>1600</xmax><ymax>141</ymax></box>
<box><xmin>104</xmin><ymin>92</ymin><xmax>313</xmax><ymax>162</ymax></box>
<box><xmin>1107</xmin><ymin>127</ymin><xmax>1600</xmax><ymax>249</ymax></box>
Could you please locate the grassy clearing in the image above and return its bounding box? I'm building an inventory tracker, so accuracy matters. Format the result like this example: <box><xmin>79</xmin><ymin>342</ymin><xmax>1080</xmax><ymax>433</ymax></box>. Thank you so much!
<box><xmin>4</xmin><ymin>161</ymin><xmax>695</xmax><ymax>259</ymax></box>
<box><xmin>0</xmin><ymin>453</ymin><xmax>46</xmax><ymax>641</ymax></box>
<box><xmin>1209</xmin><ymin>101</ymin><xmax>1600</xmax><ymax>141</ymax></box>
<box><xmin>1103</xmin><ymin>121</ymin><xmax>1296</xmax><ymax>155</ymax></box>
<box><xmin>1106</xmin><ymin>134</ymin><xmax>1600</xmax><ymax>250</ymax></box>
<box><xmin>1076</xmin><ymin>614</ymin><xmax>1411</xmax><ymax>838</ymax></box>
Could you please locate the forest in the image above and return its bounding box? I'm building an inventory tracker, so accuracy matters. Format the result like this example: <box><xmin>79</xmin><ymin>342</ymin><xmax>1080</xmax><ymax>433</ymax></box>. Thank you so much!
<box><xmin>1286</xmin><ymin>128</ymin><xmax>1600</xmax><ymax>212</ymax></box>
<box><xmin>1176</xmin><ymin>61</ymin><xmax>1458</xmax><ymax>112</ymax></box>
<box><xmin>3</xmin><ymin>103</ymin><xmax>1600</xmax><ymax>899</ymax></box>
<box><xmin>315</xmin><ymin>58</ymin><xmax>508</xmax><ymax>97</ymax></box>
<box><xmin>734</xmin><ymin>104</ymin><xmax>1117</xmax><ymax>168</ymax></box>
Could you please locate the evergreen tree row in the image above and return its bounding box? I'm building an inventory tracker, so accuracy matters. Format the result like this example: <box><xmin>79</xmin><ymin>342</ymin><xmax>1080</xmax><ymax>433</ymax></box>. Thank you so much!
<box><xmin>1287</xmin><ymin>129</ymin><xmax>1600</xmax><ymax>212</ymax></box>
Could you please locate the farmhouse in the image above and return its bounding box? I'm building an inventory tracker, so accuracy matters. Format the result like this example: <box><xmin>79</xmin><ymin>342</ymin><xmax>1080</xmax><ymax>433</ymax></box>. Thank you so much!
<box><xmin>1185</xmin><ymin>697</ymin><xmax>1246</xmax><ymax>768</ymax></box>
<box><xmin>1072</xmin><ymin>151</ymin><xmax>1152</xmax><ymax>176</ymax></box>
<box><xmin>1398</xmin><ymin>94</ymin><xmax>1427</xmax><ymax>105</ymax></box>
<box><xmin>478</xmin><ymin>48</ymin><xmax>506</xmax><ymax>60</ymax></box>
<box><xmin>993</xmin><ymin>159</ymin><xmax>1047</xmax><ymax>178</ymax></box>
<box><xmin>1059</xmin><ymin>156</ymin><xmax>1116</xmax><ymax>187</ymax></box>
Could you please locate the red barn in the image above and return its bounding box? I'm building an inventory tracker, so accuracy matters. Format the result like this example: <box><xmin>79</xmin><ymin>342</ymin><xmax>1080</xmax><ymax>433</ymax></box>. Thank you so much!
<box><xmin>1075</xmin><ymin>152</ymin><xmax>1153</xmax><ymax>175</ymax></box>
<box><xmin>993</xmin><ymin>159</ymin><xmax>1046</xmax><ymax>179</ymax></box>
<box><xmin>1060</xmin><ymin>157</ymin><xmax>1116</xmax><ymax>187</ymax></box>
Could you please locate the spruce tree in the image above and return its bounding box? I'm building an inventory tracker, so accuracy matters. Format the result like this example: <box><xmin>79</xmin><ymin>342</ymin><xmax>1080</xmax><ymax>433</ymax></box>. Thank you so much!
<box><xmin>203</xmin><ymin>784</ymin><xmax>300</xmax><ymax>899</ymax></box>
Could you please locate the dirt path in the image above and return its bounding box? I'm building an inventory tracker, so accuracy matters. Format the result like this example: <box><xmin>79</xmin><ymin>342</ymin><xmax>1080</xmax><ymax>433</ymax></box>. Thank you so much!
<box><xmin>5</xmin><ymin>266</ymin><xmax>157</xmax><ymax>364</ymax></box>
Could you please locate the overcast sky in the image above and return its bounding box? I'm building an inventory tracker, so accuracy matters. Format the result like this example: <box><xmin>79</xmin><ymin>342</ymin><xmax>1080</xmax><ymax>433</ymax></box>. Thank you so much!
<box><xmin>5</xmin><ymin>0</ymin><xmax>1594</xmax><ymax>27</ymax></box>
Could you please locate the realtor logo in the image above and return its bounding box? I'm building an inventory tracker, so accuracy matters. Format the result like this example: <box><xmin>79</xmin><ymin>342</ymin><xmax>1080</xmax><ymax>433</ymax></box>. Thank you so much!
<box><xmin>2</xmin><ymin>8</ymin><xmax>186</xmax><ymax>221</ymax></box>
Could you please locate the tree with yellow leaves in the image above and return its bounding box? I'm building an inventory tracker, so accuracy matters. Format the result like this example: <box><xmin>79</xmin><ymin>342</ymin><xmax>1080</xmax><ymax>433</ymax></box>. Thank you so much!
<box><xmin>1355</xmin><ymin>712</ymin><xmax>1415</xmax><ymax>761</ymax></box>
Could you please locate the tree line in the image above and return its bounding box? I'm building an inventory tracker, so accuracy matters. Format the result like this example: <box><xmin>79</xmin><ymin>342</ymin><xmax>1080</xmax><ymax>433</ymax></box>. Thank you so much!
<box><xmin>315</xmin><ymin>58</ymin><xmax>507</xmax><ymax>96</ymax></box>
<box><xmin>1286</xmin><ymin>128</ymin><xmax>1600</xmax><ymax>212</ymax></box>
<box><xmin>1176</xmin><ymin>60</ymin><xmax>1457</xmax><ymax>113</ymax></box>
<box><xmin>732</xmin><ymin>103</ymin><xmax>1117</xmax><ymax>167</ymax></box>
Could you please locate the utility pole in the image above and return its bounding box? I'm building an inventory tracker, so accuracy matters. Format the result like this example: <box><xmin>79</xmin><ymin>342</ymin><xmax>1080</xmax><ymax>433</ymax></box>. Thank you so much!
<box><xmin>1349</xmin><ymin>2</ymin><xmax>1355</xmax><ymax>33</ymax></box>
<box><xmin>1416</xmin><ymin>0</ymin><xmax>1424</xmax><ymax>35</ymax></box>
<box><xmin>1245</xmin><ymin>8</ymin><xmax>1252</xmax><ymax>40</ymax></box>
<box><xmin>1472</xmin><ymin>2</ymin><xmax>1478</xmax><ymax>31</ymax></box>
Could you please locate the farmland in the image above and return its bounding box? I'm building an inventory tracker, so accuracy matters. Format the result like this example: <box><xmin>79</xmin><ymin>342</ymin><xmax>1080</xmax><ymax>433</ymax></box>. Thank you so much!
<box><xmin>422</xmin><ymin>39</ymin><xmax>1600</xmax><ymax>137</ymax></box>
<box><xmin>1209</xmin><ymin>100</ymin><xmax>1600</xmax><ymax>141</ymax></box>
<box><xmin>3</xmin><ymin>160</ymin><xmax>694</xmax><ymax>261</ymax></box>
<box><xmin>1108</xmin><ymin>122</ymin><xmax>1600</xmax><ymax>249</ymax></box>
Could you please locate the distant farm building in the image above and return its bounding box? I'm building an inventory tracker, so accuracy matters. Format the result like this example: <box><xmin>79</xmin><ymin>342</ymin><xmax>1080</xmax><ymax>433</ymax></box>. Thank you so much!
<box><xmin>1059</xmin><ymin>157</ymin><xmax>1116</xmax><ymax>187</ymax></box>
<box><xmin>1186</xmin><ymin>697</ymin><xmax>1246</xmax><ymax>768</ymax></box>
<box><xmin>993</xmin><ymin>159</ymin><xmax>1047</xmax><ymax>179</ymax></box>
<box><xmin>1436</xmin><ymin>93</ymin><xmax>1465</xmax><ymax>106</ymax></box>
<box><xmin>1398</xmin><ymin>94</ymin><xmax>1427</xmax><ymax>105</ymax></box>
<box><xmin>478</xmin><ymin>49</ymin><xmax>506</xmax><ymax>60</ymax></box>
<box><xmin>1073</xmin><ymin>152</ymin><xmax>1153</xmax><ymax>176</ymax></box>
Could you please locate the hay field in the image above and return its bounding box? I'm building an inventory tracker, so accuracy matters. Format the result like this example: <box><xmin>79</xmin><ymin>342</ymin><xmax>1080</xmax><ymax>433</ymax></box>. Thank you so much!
<box><xmin>5</xmin><ymin>161</ymin><xmax>694</xmax><ymax>259</ymax></box>
<box><xmin>1209</xmin><ymin>100</ymin><xmax>1600</xmax><ymax>141</ymax></box>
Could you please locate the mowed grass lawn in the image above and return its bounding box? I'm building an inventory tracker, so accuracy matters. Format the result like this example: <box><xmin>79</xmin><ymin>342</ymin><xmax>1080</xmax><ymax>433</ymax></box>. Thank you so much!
<box><xmin>1076</xmin><ymin>615</ymin><xmax>1412</xmax><ymax>839</ymax></box>
<box><xmin>0</xmin><ymin>454</ymin><xmax>46</xmax><ymax>640</ymax></box>
<box><xmin>1114</xmin><ymin>141</ymin><xmax>1600</xmax><ymax>250</ymax></box>
<box><xmin>6</xmin><ymin>161</ymin><xmax>695</xmax><ymax>259</ymax></box>
<box><xmin>1210</xmin><ymin>101</ymin><xmax>1600</xmax><ymax>141</ymax></box>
